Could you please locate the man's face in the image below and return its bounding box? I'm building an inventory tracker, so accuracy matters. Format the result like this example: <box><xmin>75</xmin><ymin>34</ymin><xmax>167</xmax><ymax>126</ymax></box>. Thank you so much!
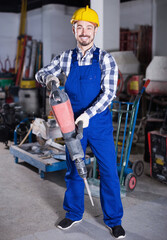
<box><xmin>73</xmin><ymin>21</ymin><xmax>97</xmax><ymax>48</ymax></box>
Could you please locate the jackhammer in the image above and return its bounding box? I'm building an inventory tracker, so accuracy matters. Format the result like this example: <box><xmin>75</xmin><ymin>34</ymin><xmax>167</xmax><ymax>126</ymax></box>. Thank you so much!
<box><xmin>49</xmin><ymin>81</ymin><xmax>94</xmax><ymax>206</ymax></box>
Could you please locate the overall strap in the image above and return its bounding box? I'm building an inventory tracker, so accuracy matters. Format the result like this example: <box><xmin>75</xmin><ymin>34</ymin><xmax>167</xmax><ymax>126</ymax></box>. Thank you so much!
<box><xmin>71</xmin><ymin>48</ymin><xmax>78</xmax><ymax>65</ymax></box>
<box><xmin>92</xmin><ymin>48</ymin><xmax>100</xmax><ymax>63</ymax></box>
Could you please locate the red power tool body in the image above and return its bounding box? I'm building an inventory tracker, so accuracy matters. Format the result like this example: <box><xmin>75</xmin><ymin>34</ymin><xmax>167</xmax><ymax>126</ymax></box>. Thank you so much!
<box><xmin>49</xmin><ymin>81</ymin><xmax>94</xmax><ymax>206</ymax></box>
<box><xmin>49</xmin><ymin>81</ymin><xmax>86</xmax><ymax>178</ymax></box>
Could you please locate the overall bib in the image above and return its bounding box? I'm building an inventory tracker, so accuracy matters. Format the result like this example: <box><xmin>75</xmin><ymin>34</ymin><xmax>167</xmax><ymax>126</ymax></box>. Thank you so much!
<box><xmin>64</xmin><ymin>48</ymin><xmax>123</xmax><ymax>227</ymax></box>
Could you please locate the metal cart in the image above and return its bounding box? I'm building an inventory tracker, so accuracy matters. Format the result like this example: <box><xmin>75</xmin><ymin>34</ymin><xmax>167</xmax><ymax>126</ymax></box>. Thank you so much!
<box><xmin>111</xmin><ymin>79</ymin><xmax>150</xmax><ymax>194</ymax></box>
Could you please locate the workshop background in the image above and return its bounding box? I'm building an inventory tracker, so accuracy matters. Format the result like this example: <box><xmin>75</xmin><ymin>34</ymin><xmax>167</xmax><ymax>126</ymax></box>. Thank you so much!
<box><xmin>0</xmin><ymin>0</ymin><xmax>167</xmax><ymax>240</ymax></box>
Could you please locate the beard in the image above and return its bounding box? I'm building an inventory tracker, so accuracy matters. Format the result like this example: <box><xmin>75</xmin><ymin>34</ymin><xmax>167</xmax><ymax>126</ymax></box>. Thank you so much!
<box><xmin>78</xmin><ymin>35</ymin><xmax>94</xmax><ymax>46</ymax></box>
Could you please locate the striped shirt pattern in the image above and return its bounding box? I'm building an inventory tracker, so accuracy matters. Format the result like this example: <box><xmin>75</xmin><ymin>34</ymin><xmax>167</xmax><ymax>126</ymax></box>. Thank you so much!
<box><xmin>35</xmin><ymin>44</ymin><xmax>118</xmax><ymax>118</ymax></box>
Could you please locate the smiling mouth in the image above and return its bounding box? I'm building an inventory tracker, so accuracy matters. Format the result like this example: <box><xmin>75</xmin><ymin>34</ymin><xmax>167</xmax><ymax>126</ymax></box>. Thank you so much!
<box><xmin>79</xmin><ymin>36</ymin><xmax>90</xmax><ymax>40</ymax></box>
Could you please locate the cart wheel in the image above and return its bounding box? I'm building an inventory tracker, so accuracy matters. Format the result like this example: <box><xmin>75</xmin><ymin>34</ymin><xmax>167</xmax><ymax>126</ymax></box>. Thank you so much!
<box><xmin>125</xmin><ymin>173</ymin><xmax>137</xmax><ymax>192</ymax></box>
<box><xmin>132</xmin><ymin>160</ymin><xmax>144</xmax><ymax>177</ymax></box>
<box><xmin>39</xmin><ymin>170</ymin><xmax>45</xmax><ymax>179</ymax></box>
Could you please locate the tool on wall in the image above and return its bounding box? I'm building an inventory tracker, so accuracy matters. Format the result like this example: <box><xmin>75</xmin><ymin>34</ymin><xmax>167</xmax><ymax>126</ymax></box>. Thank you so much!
<box><xmin>22</xmin><ymin>38</ymin><xmax>32</xmax><ymax>79</ymax></box>
<box><xmin>49</xmin><ymin>81</ymin><xmax>94</xmax><ymax>206</ymax></box>
<box><xmin>0</xmin><ymin>60</ymin><xmax>3</xmax><ymax>73</ymax></box>
<box><xmin>29</xmin><ymin>40</ymin><xmax>37</xmax><ymax>79</ymax></box>
<box><xmin>0</xmin><ymin>57</ymin><xmax>15</xmax><ymax>74</ymax></box>
<box><xmin>15</xmin><ymin>0</ymin><xmax>27</xmax><ymax>74</ymax></box>
<box><xmin>35</xmin><ymin>41</ymin><xmax>43</xmax><ymax>76</ymax></box>
<box><xmin>15</xmin><ymin>35</ymin><xmax>32</xmax><ymax>86</ymax></box>
<box><xmin>3</xmin><ymin>57</ymin><xmax>11</xmax><ymax>73</ymax></box>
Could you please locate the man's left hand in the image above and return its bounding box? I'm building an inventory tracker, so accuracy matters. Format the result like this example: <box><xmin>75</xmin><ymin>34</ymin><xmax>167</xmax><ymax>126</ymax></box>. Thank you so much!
<box><xmin>75</xmin><ymin>112</ymin><xmax>90</xmax><ymax>128</ymax></box>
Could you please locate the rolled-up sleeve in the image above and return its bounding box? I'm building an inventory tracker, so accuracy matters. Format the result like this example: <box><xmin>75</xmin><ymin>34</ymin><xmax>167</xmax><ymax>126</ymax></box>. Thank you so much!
<box><xmin>35</xmin><ymin>55</ymin><xmax>61</xmax><ymax>86</ymax></box>
<box><xmin>85</xmin><ymin>52</ymin><xmax>118</xmax><ymax>118</ymax></box>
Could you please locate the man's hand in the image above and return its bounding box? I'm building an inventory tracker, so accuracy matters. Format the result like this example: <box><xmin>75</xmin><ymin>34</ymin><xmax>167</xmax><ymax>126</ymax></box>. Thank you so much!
<box><xmin>46</xmin><ymin>75</ymin><xmax>60</xmax><ymax>90</ymax></box>
<box><xmin>75</xmin><ymin>112</ymin><xmax>90</xmax><ymax>128</ymax></box>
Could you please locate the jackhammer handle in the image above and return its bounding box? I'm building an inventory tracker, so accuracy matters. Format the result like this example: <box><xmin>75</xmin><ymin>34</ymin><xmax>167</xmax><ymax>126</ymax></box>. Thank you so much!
<box><xmin>76</xmin><ymin>120</ymin><xmax>83</xmax><ymax>140</ymax></box>
<box><xmin>47</xmin><ymin>79</ymin><xmax>57</xmax><ymax>92</ymax></box>
<box><xmin>50</xmin><ymin>80</ymin><xmax>58</xmax><ymax>91</ymax></box>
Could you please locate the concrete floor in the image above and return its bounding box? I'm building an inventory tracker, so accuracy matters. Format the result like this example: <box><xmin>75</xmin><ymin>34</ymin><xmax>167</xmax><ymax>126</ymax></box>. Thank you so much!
<box><xmin>0</xmin><ymin>142</ymin><xmax>167</xmax><ymax>240</ymax></box>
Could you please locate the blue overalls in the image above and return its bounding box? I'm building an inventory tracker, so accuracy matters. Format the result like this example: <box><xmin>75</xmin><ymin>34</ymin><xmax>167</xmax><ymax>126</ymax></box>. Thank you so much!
<box><xmin>64</xmin><ymin>48</ymin><xmax>123</xmax><ymax>227</ymax></box>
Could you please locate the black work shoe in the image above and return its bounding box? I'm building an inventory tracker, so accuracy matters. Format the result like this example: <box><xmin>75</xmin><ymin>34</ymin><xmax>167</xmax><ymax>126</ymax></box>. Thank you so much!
<box><xmin>57</xmin><ymin>218</ymin><xmax>82</xmax><ymax>230</ymax></box>
<box><xmin>107</xmin><ymin>225</ymin><xmax>126</xmax><ymax>239</ymax></box>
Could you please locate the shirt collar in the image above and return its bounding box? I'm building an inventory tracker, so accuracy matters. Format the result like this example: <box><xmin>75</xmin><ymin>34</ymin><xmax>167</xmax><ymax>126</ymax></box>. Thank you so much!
<box><xmin>76</xmin><ymin>44</ymin><xmax>97</xmax><ymax>57</ymax></box>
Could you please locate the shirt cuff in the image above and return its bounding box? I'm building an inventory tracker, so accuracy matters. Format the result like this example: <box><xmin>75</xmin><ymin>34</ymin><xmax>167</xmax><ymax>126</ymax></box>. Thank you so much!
<box><xmin>85</xmin><ymin>108</ymin><xmax>94</xmax><ymax>119</ymax></box>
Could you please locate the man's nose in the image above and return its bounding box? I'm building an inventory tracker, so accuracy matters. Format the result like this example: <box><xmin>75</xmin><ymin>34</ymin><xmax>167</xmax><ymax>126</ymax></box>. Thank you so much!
<box><xmin>82</xmin><ymin>28</ymin><xmax>86</xmax><ymax>35</ymax></box>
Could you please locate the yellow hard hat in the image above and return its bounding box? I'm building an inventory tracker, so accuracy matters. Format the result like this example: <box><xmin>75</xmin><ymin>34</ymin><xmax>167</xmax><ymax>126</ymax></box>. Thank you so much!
<box><xmin>71</xmin><ymin>5</ymin><xmax>99</xmax><ymax>27</ymax></box>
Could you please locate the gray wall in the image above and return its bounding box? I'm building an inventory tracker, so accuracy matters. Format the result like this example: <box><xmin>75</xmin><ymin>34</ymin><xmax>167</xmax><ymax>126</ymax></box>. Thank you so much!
<box><xmin>91</xmin><ymin>0</ymin><xmax>120</xmax><ymax>51</ymax></box>
<box><xmin>120</xmin><ymin>0</ymin><xmax>153</xmax><ymax>29</ymax></box>
<box><xmin>0</xmin><ymin>13</ymin><xmax>18</xmax><ymax>67</ymax></box>
<box><xmin>0</xmin><ymin>4</ymin><xmax>77</xmax><ymax>67</ymax></box>
<box><xmin>103</xmin><ymin>0</ymin><xmax>120</xmax><ymax>51</ymax></box>
<box><xmin>27</xmin><ymin>4</ymin><xmax>77</xmax><ymax>66</ymax></box>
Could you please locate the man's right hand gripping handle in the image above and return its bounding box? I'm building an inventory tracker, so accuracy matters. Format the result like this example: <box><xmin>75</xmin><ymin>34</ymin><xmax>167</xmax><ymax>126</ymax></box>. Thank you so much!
<box><xmin>46</xmin><ymin>75</ymin><xmax>60</xmax><ymax>90</ymax></box>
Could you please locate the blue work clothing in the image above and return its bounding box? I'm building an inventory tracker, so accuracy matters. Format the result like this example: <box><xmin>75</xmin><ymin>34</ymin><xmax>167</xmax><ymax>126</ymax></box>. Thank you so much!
<box><xmin>35</xmin><ymin>44</ymin><xmax>118</xmax><ymax>118</ymax></box>
<box><xmin>63</xmin><ymin>48</ymin><xmax>123</xmax><ymax>227</ymax></box>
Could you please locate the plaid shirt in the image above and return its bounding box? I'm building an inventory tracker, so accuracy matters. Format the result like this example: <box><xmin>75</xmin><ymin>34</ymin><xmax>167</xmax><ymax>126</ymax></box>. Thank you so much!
<box><xmin>35</xmin><ymin>44</ymin><xmax>118</xmax><ymax>118</ymax></box>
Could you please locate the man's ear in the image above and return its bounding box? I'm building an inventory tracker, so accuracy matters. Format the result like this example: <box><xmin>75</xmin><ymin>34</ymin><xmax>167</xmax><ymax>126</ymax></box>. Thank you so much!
<box><xmin>95</xmin><ymin>26</ymin><xmax>98</xmax><ymax>34</ymax></box>
<box><xmin>72</xmin><ymin>25</ymin><xmax>75</xmax><ymax>35</ymax></box>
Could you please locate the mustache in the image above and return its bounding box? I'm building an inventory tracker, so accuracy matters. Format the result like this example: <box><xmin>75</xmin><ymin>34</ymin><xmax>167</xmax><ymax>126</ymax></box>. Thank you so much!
<box><xmin>79</xmin><ymin>35</ymin><xmax>90</xmax><ymax>38</ymax></box>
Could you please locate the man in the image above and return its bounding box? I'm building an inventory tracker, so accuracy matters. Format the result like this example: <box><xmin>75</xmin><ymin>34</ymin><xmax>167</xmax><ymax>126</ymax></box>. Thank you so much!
<box><xmin>35</xmin><ymin>5</ymin><xmax>125</xmax><ymax>239</ymax></box>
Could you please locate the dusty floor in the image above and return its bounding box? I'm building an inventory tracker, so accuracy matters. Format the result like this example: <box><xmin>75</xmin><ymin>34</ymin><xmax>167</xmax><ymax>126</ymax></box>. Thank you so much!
<box><xmin>0</xmin><ymin>141</ymin><xmax>167</xmax><ymax>240</ymax></box>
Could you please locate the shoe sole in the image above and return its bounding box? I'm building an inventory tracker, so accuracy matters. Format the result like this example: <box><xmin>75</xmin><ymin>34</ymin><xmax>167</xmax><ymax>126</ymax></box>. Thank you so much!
<box><xmin>106</xmin><ymin>225</ymin><xmax>126</xmax><ymax>239</ymax></box>
<box><xmin>57</xmin><ymin>219</ymin><xmax>82</xmax><ymax>230</ymax></box>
